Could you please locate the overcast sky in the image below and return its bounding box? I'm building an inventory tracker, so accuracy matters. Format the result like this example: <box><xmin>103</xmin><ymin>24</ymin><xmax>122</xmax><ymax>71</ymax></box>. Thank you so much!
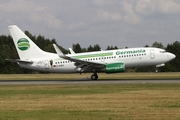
<box><xmin>1</xmin><ymin>0</ymin><xmax>180</xmax><ymax>49</ymax></box>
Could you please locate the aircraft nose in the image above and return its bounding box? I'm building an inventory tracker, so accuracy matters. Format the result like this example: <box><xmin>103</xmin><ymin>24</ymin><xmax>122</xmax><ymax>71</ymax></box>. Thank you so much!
<box><xmin>168</xmin><ymin>53</ymin><xmax>176</xmax><ymax>60</ymax></box>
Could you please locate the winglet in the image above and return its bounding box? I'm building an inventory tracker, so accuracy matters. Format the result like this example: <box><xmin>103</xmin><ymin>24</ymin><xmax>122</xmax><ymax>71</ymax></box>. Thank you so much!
<box><xmin>69</xmin><ymin>48</ymin><xmax>75</xmax><ymax>54</ymax></box>
<box><xmin>53</xmin><ymin>44</ymin><xmax>64</xmax><ymax>57</ymax></box>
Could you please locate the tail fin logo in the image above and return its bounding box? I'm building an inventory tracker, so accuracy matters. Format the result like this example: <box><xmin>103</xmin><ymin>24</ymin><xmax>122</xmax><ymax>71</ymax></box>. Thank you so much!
<box><xmin>17</xmin><ymin>38</ymin><xmax>30</xmax><ymax>51</ymax></box>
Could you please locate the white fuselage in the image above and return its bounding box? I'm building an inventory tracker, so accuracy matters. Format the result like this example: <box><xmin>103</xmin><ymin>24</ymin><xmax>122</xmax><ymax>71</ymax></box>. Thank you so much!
<box><xmin>18</xmin><ymin>47</ymin><xmax>175</xmax><ymax>73</ymax></box>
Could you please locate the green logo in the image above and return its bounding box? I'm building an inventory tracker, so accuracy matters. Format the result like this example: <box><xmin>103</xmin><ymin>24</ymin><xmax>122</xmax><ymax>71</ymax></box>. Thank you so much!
<box><xmin>17</xmin><ymin>38</ymin><xmax>30</xmax><ymax>51</ymax></box>
<box><xmin>116</xmin><ymin>49</ymin><xmax>146</xmax><ymax>55</ymax></box>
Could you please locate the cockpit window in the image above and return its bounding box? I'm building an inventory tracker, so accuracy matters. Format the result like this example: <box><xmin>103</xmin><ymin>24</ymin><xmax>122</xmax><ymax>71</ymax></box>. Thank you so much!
<box><xmin>160</xmin><ymin>51</ymin><xmax>167</xmax><ymax>53</ymax></box>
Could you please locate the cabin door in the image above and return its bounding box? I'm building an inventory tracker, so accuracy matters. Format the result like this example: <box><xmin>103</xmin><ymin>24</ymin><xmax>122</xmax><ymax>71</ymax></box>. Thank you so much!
<box><xmin>44</xmin><ymin>60</ymin><xmax>49</xmax><ymax>69</ymax></box>
<box><xmin>150</xmin><ymin>50</ymin><xmax>155</xmax><ymax>59</ymax></box>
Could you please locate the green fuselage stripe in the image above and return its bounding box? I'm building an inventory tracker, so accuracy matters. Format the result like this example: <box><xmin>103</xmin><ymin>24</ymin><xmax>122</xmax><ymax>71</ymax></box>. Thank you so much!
<box><xmin>71</xmin><ymin>52</ymin><xmax>113</xmax><ymax>59</ymax></box>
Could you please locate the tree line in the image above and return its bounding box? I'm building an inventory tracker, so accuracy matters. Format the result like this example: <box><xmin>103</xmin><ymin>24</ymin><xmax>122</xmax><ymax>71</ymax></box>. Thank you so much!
<box><xmin>0</xmin><ymin>31</ymin><xmax>179</xmax><ymax>74</ymax></box>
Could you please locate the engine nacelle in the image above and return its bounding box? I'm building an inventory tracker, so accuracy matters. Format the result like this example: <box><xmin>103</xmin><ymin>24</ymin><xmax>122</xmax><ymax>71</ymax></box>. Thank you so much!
<box><xmin>105</xmin><ymin>63</ymin><xmax>125</xmax><ymax>73</ymax></box>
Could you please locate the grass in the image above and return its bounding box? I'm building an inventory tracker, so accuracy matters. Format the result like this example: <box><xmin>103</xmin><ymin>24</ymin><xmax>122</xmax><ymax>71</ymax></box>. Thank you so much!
<box><xmin>0</xmin><ymin>72</ymin><xmax>180</xmax><ymax>80</ymax></box>
<box><xmin>0</xmin><ymin>84</ymin><xmax>180</xmax><ymax>120</ymax></box>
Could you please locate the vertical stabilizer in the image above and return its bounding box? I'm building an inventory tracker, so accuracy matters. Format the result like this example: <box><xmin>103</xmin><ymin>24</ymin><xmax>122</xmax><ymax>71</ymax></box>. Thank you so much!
<box><xmin>8</xmin><ymin>25</ymin><xmax>54</xmax><ymax>60</ymax></box>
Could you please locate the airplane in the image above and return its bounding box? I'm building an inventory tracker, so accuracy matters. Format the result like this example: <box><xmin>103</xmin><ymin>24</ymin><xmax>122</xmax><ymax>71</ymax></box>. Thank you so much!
<box><xmin>7</xmin><ymin>25</ymin><xmax>176</xmax><ymax>80</ymax></box>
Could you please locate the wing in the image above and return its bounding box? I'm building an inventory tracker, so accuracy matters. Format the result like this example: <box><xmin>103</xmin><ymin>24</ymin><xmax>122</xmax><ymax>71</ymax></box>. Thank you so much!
<box><xmin>53</xmin><ymin>44</ymin><xmax>105</xmax><ymax>72</ymax></box>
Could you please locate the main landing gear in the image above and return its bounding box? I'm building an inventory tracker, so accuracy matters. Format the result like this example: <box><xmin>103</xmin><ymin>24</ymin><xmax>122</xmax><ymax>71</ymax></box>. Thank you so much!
<box><xmin>91</xmin><ymin>73</ymin><xmax>98</xmax><ymax>80</ymax></box>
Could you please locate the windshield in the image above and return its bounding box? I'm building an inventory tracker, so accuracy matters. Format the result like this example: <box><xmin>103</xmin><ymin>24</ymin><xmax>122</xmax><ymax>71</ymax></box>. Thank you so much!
<box><xmin>160</xmin><ymin>51</ymin><xmax>167</xmax><ymax>53</ymax></box>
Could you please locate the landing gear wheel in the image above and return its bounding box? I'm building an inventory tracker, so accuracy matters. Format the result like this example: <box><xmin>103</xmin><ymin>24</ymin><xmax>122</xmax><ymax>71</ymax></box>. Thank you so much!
<box><xmin>91</xmin><ymin>74</ymin><xmax>98</xmax><ymax>80</ymax></box>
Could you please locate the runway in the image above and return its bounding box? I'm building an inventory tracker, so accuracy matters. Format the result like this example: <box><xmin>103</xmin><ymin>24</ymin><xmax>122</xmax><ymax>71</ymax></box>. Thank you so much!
<box><xmin>0</xmin><ymin>79</ymin><xmax>180</xmax><ymax>85</ymax></box>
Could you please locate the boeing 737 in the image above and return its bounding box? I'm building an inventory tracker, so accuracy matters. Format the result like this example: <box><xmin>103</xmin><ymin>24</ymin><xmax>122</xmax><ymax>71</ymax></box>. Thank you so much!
<box><xmin>8</xmin><ymin>25</ymin><xmax>176</xmax><ymax>80</ymax></box>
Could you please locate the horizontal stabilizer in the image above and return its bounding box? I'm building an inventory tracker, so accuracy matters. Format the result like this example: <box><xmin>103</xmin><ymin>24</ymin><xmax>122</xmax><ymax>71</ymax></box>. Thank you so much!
<box><xmin>6</xmin><ymin>59</ymin><xmax>33</xmax><ymax>64</ymax></box>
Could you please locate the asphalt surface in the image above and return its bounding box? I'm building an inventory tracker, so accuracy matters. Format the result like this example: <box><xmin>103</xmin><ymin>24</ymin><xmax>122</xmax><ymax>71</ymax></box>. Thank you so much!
<box><xmin>0</xmin><ymin>79</ymin><xmax>180</xmax><ymax>85</ymax></box>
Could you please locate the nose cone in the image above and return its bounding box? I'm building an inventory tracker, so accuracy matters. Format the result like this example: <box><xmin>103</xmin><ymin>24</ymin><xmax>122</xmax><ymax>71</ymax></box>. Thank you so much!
<box><xmin>168</xmin><ymin>53</ymin><xmax>176</xmax><ymax>60</ymax></box>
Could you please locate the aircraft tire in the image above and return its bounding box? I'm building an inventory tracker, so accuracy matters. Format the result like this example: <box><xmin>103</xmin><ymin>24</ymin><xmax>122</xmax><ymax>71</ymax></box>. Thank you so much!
<box><xmin>91</xmin><ymin>74</ymin><xmax>98</xmax><ymax>80</ymax></box>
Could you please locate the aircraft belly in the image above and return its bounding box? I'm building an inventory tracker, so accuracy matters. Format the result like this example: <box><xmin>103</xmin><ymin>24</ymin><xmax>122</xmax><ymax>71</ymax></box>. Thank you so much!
<box><xmin>124</xmin><ymin>59</ymin><xmax>153</xmax><ymax>68</ymax></box>
<box><xmin>51</xmin><ymin>67</ymin><xmax>78</xmax><ymax>73</ymax></box>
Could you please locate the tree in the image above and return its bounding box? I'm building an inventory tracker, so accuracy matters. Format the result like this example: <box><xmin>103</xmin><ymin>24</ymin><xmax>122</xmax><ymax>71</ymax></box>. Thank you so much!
<box><xmin>107</xmin><ymin>46</ymin><xmax>111</xmax><ymax>50</ymax></box>
<box><xmin>73</xmin><ymin>43</ymin><xmax>82</xmax><ymax>53</ymax></box>
<box><xmin>25</xmin><ymin>31</ymin><xmax>36</xmax><ymax>42</ymax></box>
<box><xmin>81</xmin><ymin>48</ymin><xmax>87</xmax><ymax>52</ymax></box>
<box><xmin>152</xmin><ymin>42</ymin><xmax>165</xmax><ymax>49</ymax></box>
<box><xmin>87</xmin><ymin>45</ymin><xmax>93</xmax><ymax>52</ymax></box>
<box><xmin>106</xmin><ymin>45</ymin><xmax>118</xmax><ymax>50</ymax></box>
<box><xmin>93</xmin><ymin>44</ymin><xmax>101</xmax><ymax>51</ymax></box>
<box><xmin>58</xmin><ymin>45</ymin><xmax>69</xmax><ymax>54</ymax></box>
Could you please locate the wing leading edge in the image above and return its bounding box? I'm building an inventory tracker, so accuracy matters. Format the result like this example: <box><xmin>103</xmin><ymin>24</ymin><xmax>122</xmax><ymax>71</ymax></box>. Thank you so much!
<box><xmin>53</xmin><ymin>44</ymin><xmax>105</xmax><ymax>72</ymax></box>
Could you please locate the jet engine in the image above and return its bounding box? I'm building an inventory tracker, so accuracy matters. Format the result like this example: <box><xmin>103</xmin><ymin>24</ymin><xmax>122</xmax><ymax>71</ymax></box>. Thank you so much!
<box><xmin>105</xmin><ymin>63</ymin><xmax>125</xmax><ymax>73</ymax></box>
